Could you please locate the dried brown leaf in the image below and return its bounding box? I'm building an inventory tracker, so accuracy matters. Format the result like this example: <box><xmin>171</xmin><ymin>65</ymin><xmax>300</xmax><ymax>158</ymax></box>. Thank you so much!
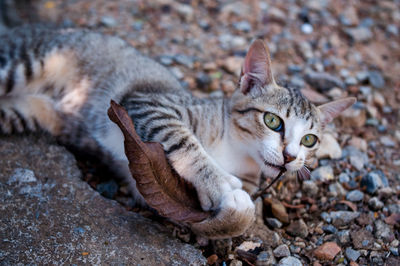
<box><xmin>108</xmin><ymin>100</ymin><xmax>211</xmax><ymax>223</ymax></box>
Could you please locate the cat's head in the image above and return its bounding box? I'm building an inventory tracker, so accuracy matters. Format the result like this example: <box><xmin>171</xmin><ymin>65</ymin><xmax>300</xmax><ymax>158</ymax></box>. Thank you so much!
<box><xmin>229</xmin><ymin>40</ymin><xmax>356</xmax><ymax>179</ymax></box>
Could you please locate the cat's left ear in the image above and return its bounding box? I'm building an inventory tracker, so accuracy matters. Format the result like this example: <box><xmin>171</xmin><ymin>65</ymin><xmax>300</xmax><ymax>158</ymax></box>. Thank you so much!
<box><xmin>240</xmin><ymin>39</ymin><xmax>276</xmax><ymax>97</ymax></box>
<box><xmin>318</xmin><ymin>97</ymin><xmax>357</xmax><ymax>125</ymax></box>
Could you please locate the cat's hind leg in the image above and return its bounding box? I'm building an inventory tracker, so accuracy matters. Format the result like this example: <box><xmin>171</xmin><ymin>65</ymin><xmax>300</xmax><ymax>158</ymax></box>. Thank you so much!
<box><xmin>0</xmin><ymin>94</ymin><xmax>61</xmax><ymax>135</ymax></box>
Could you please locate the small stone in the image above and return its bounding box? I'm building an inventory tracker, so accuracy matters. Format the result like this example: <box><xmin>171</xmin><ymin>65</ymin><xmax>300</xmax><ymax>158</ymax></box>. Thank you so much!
<box><xmin>174</xmin><ymin>54</ymin><xmax>194</xmax><ymax>68</ymax></box>
<box><xmin>316</xmin><ymin>134</ymin><xmax>342</xmax><ymax>159</ymax></box>
<box><xmin>158</xmin><ymin>55</ymin><xmax>174</xmax><ymax>66</ymax></box>
<box><xmin>368</xmin><ymin>197</ymin><xmax>383</xmax><ymax>211</ymax></box>
<box><xmin>339</xmin><ymin>173</ymin><xmax>350</xmax><ymax>184</ymax></box>
<box><xmin>264</xmin><ymin>198</ymin><xmax>289</xmax><ymax>223</ymax></box>
<box><xmin>389</xmin><ymin>247</ymin><xmax>399</xmax><ymax>256</ymax></box>
<box><xmin>278</xmin><ymin>256</ymin><xmax>303</xmax><ymax>266</ymax></box>
<box><xmin>302</xmin><ymin>180</ymin><xmax>319</xmax><ymax>196</ymax></box>
<box><xmin>207</xmin><ymin>254</ymin><xmax>218</xmax><ymax>265</ymax></box>
<box><xmin>344</xmin><ymin>27</ymin><xmax>373</xmax><ymax>42</ymax></box>
<box><xmin>305</xmin><ymin>71</ymin><xmax>345</xmax><ymax>91</ymax></box>
<box><xmin>346</xmin><ymin>190</ymin><xmax>364</xmax><ymax>202</ymax></box>
<box><xmin>330</xmin><ymin>211</ymin><xmax>360</xmax><ymax>227</ymax></box>
<box><xmin>337</xmin><ymin>230</ymin><xmax>350</xmax><ymax>245</ymax></box>
<box><xmin>221</xmin><ymin>56</ymin><xmax>242</xmax><ymax>75</ymax></box>
<box><xmin>378</xmin><ymin>187</ymin><xmax>394</xmax><ymax>199</ymax></box>
<box><xmin>236</xmin><ymin>241</ymin><xmax>261</xmax><ymax>252</ymax></box>
<box><xmin>356</xmin><ymin>71</ymin><xmax>370</xmax><ymax>82</ymax></box>
<box><xmin>314</xmin><ymin>242</ymin><xmax>341</xmax><ymax>260</ymax></box>
<box><xmin>348</xmin><ymin>137</ymin><xmax>367</xmax><ymax>152</ymax></box>
<box><xmin>169</xmin><ymin>67</ymin><xmax>184</xmax><ymax>80</ymax></box>
<box><xmin>195</xmin><ymin>72</ymin><xmax>212</xmax><ymax>89</ymax></box>
<box><xmin>380</xmin><ymin>136</ymin><xmax>396</xmax><ymax>147</ymax></box>
<box><xmin>286</xmin><ymin>219</ymin><xmax>308</xmax><ymax>238</ymax></box>
<box><xmin>374</xmin><ymin>220</ymin><xmax>394</xmax><ymax>242</ymax></box>
<box><xmin>321</xmin><ymin>212</ymin><xmax>332</xmax><ymax>223</ymax></box>
<box><xmin>265</xmin><ymin>218</ymin><xmax>283</xmax><ymax>229</ymax></box>
<box><xmin>301</xmin><ymin>23</ymin><xmax>313</xmax><ymax>34</ymax></box>
<box><xmin>361</xmin><ymin>171</ymin><xmax>388</xmax><ymax>194</ymax></box>
<box><xmin>311</xmin><ymin>165</ymin><xmax>334</xmax><ymax>181</ymax></box>
<box><xmin>368</xmin><ymin>71</ymin><xmax>385</xmax><ymax>89</ymax></box>
<box><xmin>345</xmin><ymin>247</ymin><xmax>361</xmax><ymax>262</ymax></box>
<box><xmin>351</xmin><ymin>229</ymin><xmax>374</xmax><ymax>249</ymax></box>
<box><xmin>339</xmin><ymin>107</ymin><xmax>366</xmax><ymax>128</ymax></box>
<box><xmin>233</xmin><ymin>20</ymin><xmax>252</xmax><ymax>32</ymax></box>
<box><xmin>256</xmin><ymin>250</ymin><xmax>276</xmax><ymax>266</ymax></box>
<box><xmin>100</xmin><ymin>16</ymin><xmax>117</xmax><ymax>27</ymax></box>
<box><xmin>175</xmin><ymin>4</ymin><xmax>194</xmax><ymax>21</ymax></box>
<box><xmin>345</xmin><ymin>76</ymin><xmax>358</xmax><ymax>86</ymax></box>
<box><xmin>339</xmin><ymin>7</ymin><xmax>359</xmax><ymax>26</ymax></box>
<box><xmin>329</xmin><ymin>182</ymin><xmax>347</xmax><ymax>197</ymax></box>
<box><xmin>273</xmin><ymin>244</ymin><xmax>290</xmax><ymax>258</ymax></box>
<box><xmin>343</xmin><ymin>146</ymin><xmax>369</xmax><ymax>170</ymax></box>
<box><xmin>230</xmin><ymin>259</ymin><xmax>243</xmax><ymax>266</ymax></box>
<box><xmin>322</xmin><ymin>224</ymin><xmax>337</xmax><ymax>234</ymax></box>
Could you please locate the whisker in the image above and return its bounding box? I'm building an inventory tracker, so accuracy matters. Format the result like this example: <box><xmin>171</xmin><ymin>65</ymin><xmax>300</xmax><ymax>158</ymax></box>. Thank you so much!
<box><xmin>297</xmin><ymin>165</ymin><xmax>311</xmax><ymax>181</ymax></box>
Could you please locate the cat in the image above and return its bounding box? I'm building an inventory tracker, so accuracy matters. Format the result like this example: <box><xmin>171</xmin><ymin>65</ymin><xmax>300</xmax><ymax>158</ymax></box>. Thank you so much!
<box><xmin>0</xmin><ymin>25</ymin><xmax>355</xmax><ymax>239</ymax></box>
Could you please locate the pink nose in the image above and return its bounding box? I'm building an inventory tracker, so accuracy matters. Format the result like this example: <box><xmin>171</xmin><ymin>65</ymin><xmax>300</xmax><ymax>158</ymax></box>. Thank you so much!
<box><xmin>283</xmin><ymin>151</ymin><xmax>296</xmax><ymax>163</ymax></box>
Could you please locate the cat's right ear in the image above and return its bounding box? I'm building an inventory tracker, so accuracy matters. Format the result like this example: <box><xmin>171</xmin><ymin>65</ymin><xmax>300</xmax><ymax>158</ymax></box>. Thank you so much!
<box><xmin>240</xmin><ymin>39</ymin><xmax>276</xmax><ymax>97</ymax></box>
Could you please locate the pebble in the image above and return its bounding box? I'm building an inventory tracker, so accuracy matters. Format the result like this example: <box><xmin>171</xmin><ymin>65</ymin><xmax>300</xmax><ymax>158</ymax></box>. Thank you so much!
<box><xmin>233</xmin><ymin>20</ymin><xmax>252</xmax><ymax>32</ymax></box>
<box><xmin>169</xmin><ymin>67</ymin><xmax>184</xmax><ymax>79</ymax></box>
<box><xmin>321</xmin><ymin>212</ymin><xmax>332</xmax><ymax>223</ymax></box>
<box><xmin>221</xmin><ymin>56</ymin><xmax>242</xmax><ymax>75</ymax></box>
<box><xmin>304</xmin><ymin>71</ymin><xmax>345</xmax><ymax>91</ymax></box>
<box><xmin>286</xmin><ymin>219</ymin><xmax>308</xmax><ymax>238</ymax></box>
<box><xmin>175</xmin><ymin>4</ymin><xmax>194</xmax><ymax>21</ymax></box>
<box><xmin>386</xmin><ymin>24</ymin><xmax>399</xmax><ymax>36</ymax></box>
<box><xmin>195</xmin><ymin>72</ymin><xmax>211</xmax><ymax>89</ymax></box>
<box><xmin>315</xmin><ymin>134</ymin><xmax>342</xmax><ymax>159</ymax></box>
<box><xmin>256</xmin><ymin>250</ymin><xmax>276</xmax><ymax>266</ymax></box>
<box><xmin>374</xmin><ymin>220</ymin><xmax>394</xmax><ymax>242</ymax></box>
<box><xmin>346</xmin><ymin>190</ymin><xmax>364</xmax><ymax>202</ymax></box>
<box><xmin>338</xmin><ymin>173</ymin><xmax>350</xmax><ymax>184</ymax></box>
<box><xmin>380</xmin><ymin>136</ymin><xmax>396</xmax><ymax>147</ymax></box>
<box><xmin>339</xmin><ymin>107</ymin><xmax>366</xmax><ymax>128</ymax></box>
<box><xmin>158</xmin><ymin>55</ymin><xmax>174</xmax><ymax>66</ymax></box>
<box><xmin>329</xmin><ymin>182</ymin><xmax>347</xmax><ymax>197</ymax></box>
<box><xmin>311</xmin><ymin>165</ymin><xmax>334</xmax><ymax>181</ymax></box>
<box><xmin>301</xmin><ymin>23</ymin><xmax>313</xmax><ymax>34</ymax></box>
<box><xmin>174</xmin><ymin>54</ymin><xmax>195</xmax><ymax>68</ymax></box>
<box><xmin>343</xmin><ymin>146</ymin><xmax>368</xmax><ymax>171</ymax></box>
<box><xmin>344</xmin><ymin>27</ymin><xmax>373</xmax><ymax>42</ymax></box>
<box><xmin>264</xmin><ymin>198</ymin><xmax>289</xmax><ymax>224</ymax></box>
<box><xmin>348</xmin><ymin>137</ymin><xmax>368</xmax><ymax>152</ymax></box>
<box><xmin>273</xmin><ymin>244</ymin><xmax>291</xmax><ymax>258</ymax></box>
<box><xmin>302</xmin><ymin>180</ymin><xmax>319</xmax><ymax>196</ymax></box>
<box><xmin>345</xmin><ymin>76</ymin><xmax>358</xmax><ymax>86</ymax></box>
<box><xmin>100</xmin><ymin>16</ymin><xmax>118</xmax><ymax>27</ymax></box>
<box><xmin>345</xmin><ymin>247</ymin><xmax>361</xmax><ymax>262</ymax></box>
<box><xmin>351</xmin><ymin>229</ymin><xmax>374</xmax><ymax>249</ymax></box>
<box><xmin>360</xmin><ymin>170</ymin><xmax>388</xmax><ymax>194</ymax></box>
<box><xmin>339</xmin><ymin>7</ymin><xmax>359</xmax><ymax>26</ymax></box>
<box><xmin>314</xmin><ymin>242</ymin><xmax>341</xmax><ymax>260</ymax></box>
<box><xmin>368</xmin><ymin>197</ymin><xmax>383</xmax><ymax>211</ymax></box>
<box><xmin>265</xmin><ymin>218</ymin><xmax>283</xmax><ymax>229</ymax></box>
<box><xmin>337</xmin><ymin>230</ymin><xmax>351</xmax><ymax>245</ymax></box>
<box><xmin>330</xmin><ymin>211</ymin><xmax>360</xmax><ymax>227</ymax></box>
<box><xmin>278</xmin><ymin>256</ymin><xmax>303</xmax><ymax>266</ymax></box>
<box><xmin>389</xmin><ymin>247</ymin><xmax>399</xmax><ymax>256</ymax></box>
<box><xmin>368</xmin><ymin>71</ymin><xmax>385</xmax><ymax>89</ymax></box>
<box><xmin>322</xmin><ymin>224</ymin><xmax>337</xmax><ymax>234</ymax></box>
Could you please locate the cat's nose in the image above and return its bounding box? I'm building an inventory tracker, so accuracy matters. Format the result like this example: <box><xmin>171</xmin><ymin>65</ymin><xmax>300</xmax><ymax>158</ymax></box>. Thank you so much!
<box><xmin>283</xmin><ymin>151</ymin><xmax>296</xmax><ymax>164</ymax></box>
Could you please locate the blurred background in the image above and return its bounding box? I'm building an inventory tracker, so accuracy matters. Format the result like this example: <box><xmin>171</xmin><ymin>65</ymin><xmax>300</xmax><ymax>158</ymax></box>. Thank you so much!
<box><xmin>1</xmin><ymin>0</ymin><xmax>399</xmax><ymax>265</ymax></box>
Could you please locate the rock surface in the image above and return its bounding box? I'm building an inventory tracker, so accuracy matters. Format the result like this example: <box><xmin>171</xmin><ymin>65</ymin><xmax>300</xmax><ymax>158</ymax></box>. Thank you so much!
<box><xmin>0</xmin><ymin>135</ymin><xmax>206</xmax><ymax>265</ymax></box>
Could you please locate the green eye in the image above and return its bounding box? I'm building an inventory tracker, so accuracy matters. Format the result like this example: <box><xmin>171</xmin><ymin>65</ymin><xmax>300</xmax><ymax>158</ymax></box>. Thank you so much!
<box><xmin>264</xmin><ymin>112</ymin><xmax>283</xmax><ymax>131</ymax></box>
<box><xmin>301</xmin><ymin>134</ymin><xmax>318</xmax><ymax>147</ymax></box>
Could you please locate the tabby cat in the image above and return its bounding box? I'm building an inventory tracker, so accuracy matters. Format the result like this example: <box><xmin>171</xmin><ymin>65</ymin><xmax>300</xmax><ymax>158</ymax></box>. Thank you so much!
<box><xmin>0</xmin><ymin>25</ymin><xmax>355</xmax><ymax>238</ymax></box>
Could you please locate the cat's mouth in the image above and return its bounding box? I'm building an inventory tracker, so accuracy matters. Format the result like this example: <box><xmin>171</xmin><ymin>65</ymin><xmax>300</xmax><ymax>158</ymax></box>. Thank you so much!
<box><xmin>262</xmin><ymin>159</ymin><xmax>285</xmax><ymax>172</ymax></box>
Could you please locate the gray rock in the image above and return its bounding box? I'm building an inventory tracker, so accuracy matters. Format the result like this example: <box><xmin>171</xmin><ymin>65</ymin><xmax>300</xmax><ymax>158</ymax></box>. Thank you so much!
<box><xmin>311</xmin><ymin>165</ymin><xmax>334</xmax><ymax>181</ymax></box>
<box><xmin>329</xmin><ymin>182</ymin><xmax>347</xmax><ymax>197</ymax></box>
<box><xmin>343</xmin><ymin>146</ymin><xmax>369</xmax><ymax>171</ymax></box>
<box><xmin>356</xmin><ymin>72</ymin><xmax>370</xmax><ymax>82</ymax></box>
<box><xmin>368</xmin><ymin>71</ymin><xmax>385</xmax><ymax>89</ymax></box>
<box><xmin>329</xmin><ymin>211</ymin><xmax>360</xmax><ymax>227</ymax></box>
<box><xmin>361</xmin><ymin>170</ymin><xmax>388</xmax><ymax>194</ymax></box>
<box><xmin>174</xmin><ymin>54</ymin><xmax>195</xmax><ymax>68</ymax></box>
<box><xmin>368</xmin><ymin>197</ymin><xmax>384</xmax><ymax>210</ymax></box>
<box><xmin>345</xmin><ymin>76</ymin><xmax>358</xmax><ymax>85</ymax></box>
<box><xmin>345</xmin><ymin>247</ymin><xmax>361</xmax><ymax>261</ymax></box>
<box><xmin>301</xmin><ymin>23</ymin><xmax>313</xmax><ymax>34</ymax></box>
<box><xmin>321</xmin><ymin>212</ymin><xmax>332</xmax><ymax>223</ymax></box>
<box><xmin>265</xmin><ymin>218</ymin><xmax>283</xmax><ymax>229</ymax></box>
<box><xmin>388</xmin><ymin>204</ymin><xmax>400</xmax><ymax>214</ymax></box>
<box><xmin>337</xmin><ymin>230</ymin><xmax>351</xmax><ymax>245</ymax></box>
<box><xmin>322</xmin><ymin>224</ymin><xmax>337</xmax><ymax>234</ymax></box>
<box><xmin>100</xmin><ymin>16</ymin><xmax>118</xmax><ymax>27</ymax></box>
<box><xmin>158</xmin><ymin>55</ymin><xmax>174</xmax><ymax>66</ymax></box>
<box><xmin>380</xmin><ymin>135</ymin><xmax>395</xmax><ymax>147</ymax></box>
<box><xmin>233</xmin><ymin>20</ymin><xmax>252</xmax><ymax>32</ymax></box>
<box><xmin>389</xmin><ymin>247</ymin><xmax>399</xmax><ymax>256</ymax></box>
<box><xmin>374</xmin><ymin>220</ymin><xmax>395</xmax><ymax>242</ymax></box>
<box><xmin>278</xmin><ymin>256</ymin><xmax>303</xmax><ymax>266</ymax></box>
<box><xmin>302</xmin><ymin>180</ymin><xmax>319</xmax><ymax>196</ymax></box>
<box><xmin>286</xmin><ymin>219</ymin><xmax>308</xmax><ymax>238</ymax></box>
<box><xmin>305</xmin><ymin>71</ymin><xmax>345</xmax><ymax>91</ymax></box>
<box><xmin>351</xmin><ymin>229</ymin><xmax>374</xmax><ymax>249</ymax></box>
<box><xmin>338</xmin><ymin>173</ymin><xmax>350</xmax><ymax>183</ymax></box>
<box><xmin>0</xmin><ymin>136</ymin><xmax>206</xmax><ymax>265</ymax></box>
<box><xmin>344</xmin><ymin>27</ymin><xmax>373</xmax><ymax>42</ymax></box>
<box><xmin>256</xmin><ymin>250</ymin><xmax>276</xmax><ymax>266</ymax></box>
<box><xmin>273</xmin><ymin>244</ymin><xmax>290</xmax><ymax>258</ymax></box>
<box><xmin>346</xmin><ymin>190</ymin><xmax>364</xmax><ymax>202</ymax></box>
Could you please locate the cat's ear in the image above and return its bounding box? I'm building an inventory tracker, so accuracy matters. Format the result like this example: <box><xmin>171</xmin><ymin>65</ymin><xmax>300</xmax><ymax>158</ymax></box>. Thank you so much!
<box><xmin>318</xmin><ymin>97</ymin><xmax>356</xmax><ymax>125</ymax></box>
<box><xmin>240</xmin><ymin>39</ymin><xmax>276</xmax><ymax>97</ymax></box>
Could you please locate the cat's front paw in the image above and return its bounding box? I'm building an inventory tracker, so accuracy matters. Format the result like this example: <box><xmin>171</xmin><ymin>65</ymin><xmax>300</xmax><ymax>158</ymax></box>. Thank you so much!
<box><xmin>191</xmin><ymin>189</ymin><xmax>255</xmax><ymax>239</ymax></box>
<box><xmin>196</xmin><ymin>174</ymin><xmax>242</xmax><ymax>211</ymax></box>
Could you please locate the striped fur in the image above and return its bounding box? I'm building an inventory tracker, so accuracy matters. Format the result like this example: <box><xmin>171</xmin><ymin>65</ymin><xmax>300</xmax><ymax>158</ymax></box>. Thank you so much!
<box><xmin>0</xmin><ymin>27</ymin><xmax>354</xmax><ymax>238</ymax></box>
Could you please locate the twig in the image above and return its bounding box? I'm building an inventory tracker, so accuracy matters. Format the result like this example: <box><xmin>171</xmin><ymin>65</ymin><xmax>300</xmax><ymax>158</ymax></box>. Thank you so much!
<box><xmin>251</xmin><ymin>169</ymin><xmax>286</xmax><ymax>200</ymax></box>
